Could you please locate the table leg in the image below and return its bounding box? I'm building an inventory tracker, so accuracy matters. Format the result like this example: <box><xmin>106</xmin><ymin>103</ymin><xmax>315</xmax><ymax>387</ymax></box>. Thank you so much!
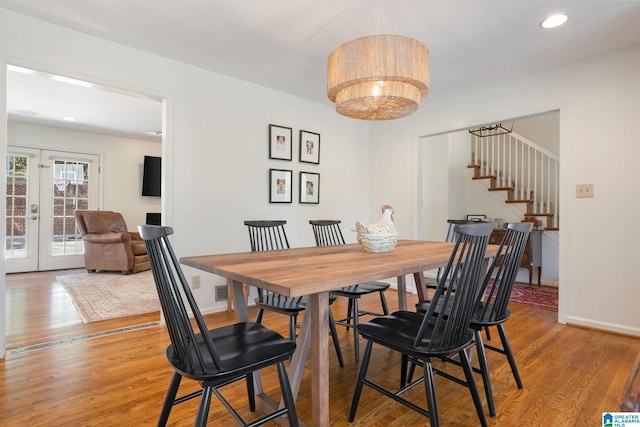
<box><xmin>231</xmin><ymin>280</ymin><xmax>249</xmax><ymax>322</ymax></box>
<box><xmin>233</xmin><ymin>280</ymin><xmax>312</xmax><ymax>427</ymax></box>
<box><xmin>308</xmin><ymin>292</ymin><xmax>330</xmax><ymax>427</ymax></box>
<box><xmin>287</xmin><ymin>306</ymin><xmax>312</xmax><ymax>398</ymax></box>
<box><xmin>414</xmin><ymin>271</ymin><xmax>428</xmax><ymax>303</ymax></box>
<box><xmin>396</xmin><ymin>275</ymin><xmax>407</xmax><ymax>310</ymax></box>
<box><xmin>231</xmin><ymin>280</ymin><xmax>263</xmax><ymax>395</ymax></box>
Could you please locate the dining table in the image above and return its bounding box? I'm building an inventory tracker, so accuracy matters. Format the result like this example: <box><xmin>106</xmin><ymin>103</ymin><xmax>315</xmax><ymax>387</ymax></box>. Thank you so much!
<box><xmin>180</xmin><ymin>239</ymin><xmax>499</xmax><ymax>426</ymax></box>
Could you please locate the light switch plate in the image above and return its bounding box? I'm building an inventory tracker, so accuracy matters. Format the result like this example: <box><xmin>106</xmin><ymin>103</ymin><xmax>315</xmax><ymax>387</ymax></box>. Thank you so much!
<box><xmin>576</xmin><ymin>183</ymin><xmax>594</xmax><ymax>198</ymax></box>
<box><xmin>192</xmin><ymin>275</ymin><xmax>201</xmax><ymax>289</ymax></box>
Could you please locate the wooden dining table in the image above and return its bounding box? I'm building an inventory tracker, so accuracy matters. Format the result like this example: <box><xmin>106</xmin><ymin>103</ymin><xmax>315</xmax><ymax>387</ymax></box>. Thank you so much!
<box><xmin>180</xmin><ymin>239</ymin><xmax>499</xmax><ymax>426</ymax></box>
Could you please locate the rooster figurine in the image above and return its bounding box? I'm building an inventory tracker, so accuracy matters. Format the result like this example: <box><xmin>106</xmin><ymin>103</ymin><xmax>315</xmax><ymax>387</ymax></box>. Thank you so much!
<box><xmin>355</xmin><ymin>204</ymin><xmax>397</xmax><ymax>235</ymax></box>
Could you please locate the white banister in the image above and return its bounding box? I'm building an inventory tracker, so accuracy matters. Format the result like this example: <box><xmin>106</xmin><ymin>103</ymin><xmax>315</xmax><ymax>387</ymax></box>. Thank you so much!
<box><xmin>470</xmin><ymin>131</ymin><xmax>559</xmax><ymax>228</ymax></box>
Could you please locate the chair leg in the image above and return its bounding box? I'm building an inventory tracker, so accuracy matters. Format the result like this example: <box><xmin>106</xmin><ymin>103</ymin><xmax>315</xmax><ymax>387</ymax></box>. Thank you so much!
<box><xmin>277</xmin><ymin>361</ymin><xmax>299</xmax><ymax>427</ymax></box>
<box><xmin>349</xmin><ymin>340</ymin><xmax>374</xmax><ymax>421</ymax></box>
<box><xmin>379</xmin><ymin>290</ymin><xmax>389</xmax><ymax>315</ymax></box>
<box><xmin>289</xmin><ymin>315</ymin><xmax>297</xmax><ymax>342</ymax></box>
<box><xmin>246</xmin><ymin>373</ymin><xmax>255</xmax><ymax>412</ymax></box>
<box><xmin>256</xmin><ymin>308</ymin><xmax>264</xmax><ymax>324</ymax></box>
<box><xmin>346</xmin><ymin>298</ymin><xmax>354</xmax><ymax>331</ymax></box>
<box><xmin>497</xmin><ymin>324</ymin><xmax>523</xmax><ymax>388</ymax></box>
<box><xmin>352</xmin><ymin>298</ymin><xmax>360</xmax><ymax>361</ymax></box>
<box><xmin>401</xmin><ymin>355</ymin><xmax>421</xmax><ymax>387</ymax></box>
<box><xmin>422</xmin><ymin>359</ymin><xmax>440</xmax><ymax>427</ymax></box>
<box><xmin>459</xmin><ymin>349</ymin><xmax>489</xmax><ymax>427</ymax></box>
<box><xmin>401</xmin><ymin>354</ymin><xmax>408</xmax><ymax>388</ymax></box>
<box><xmin>328</xmin><ymin>310</ymin><xmax>345</xmax><ymax>367</ymax></box>
<box><xmin>158</xmin><ymin>371</ymin><xmax>182</xmax><ymax>427</ymax></box>
<box><xmin>195</xmin><ymin>385</ymin><xmax>213</xmax><ymax>427</ymax></box>
<box><xmin>474</xmin><ymin>329</ymin><xmax>496</xmax><ymax>417</ymax></box>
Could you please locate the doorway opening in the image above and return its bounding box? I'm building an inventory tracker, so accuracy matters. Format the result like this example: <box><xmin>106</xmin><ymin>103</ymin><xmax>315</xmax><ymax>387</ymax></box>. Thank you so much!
<box><xmin>4</xmin><ymin>64</ymin><xmax>164</xmax><ymax>352</ymax></box>
<box><xmin>417</xmin><ymin>111</ymin><xmax>560</xmax><ymax>287</ymax></box>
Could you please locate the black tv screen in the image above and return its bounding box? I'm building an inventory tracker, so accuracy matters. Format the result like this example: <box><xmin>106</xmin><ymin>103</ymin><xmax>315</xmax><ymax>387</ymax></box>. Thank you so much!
<box><xmin>142</xmin><ymin>155</ymin><xmax>161</xmax><ymax>196</ymax></box>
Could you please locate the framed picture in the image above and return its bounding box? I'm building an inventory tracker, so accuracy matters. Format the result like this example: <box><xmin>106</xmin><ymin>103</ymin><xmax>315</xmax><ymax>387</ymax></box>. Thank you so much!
<box><xmin>299</xmin><ymin>130</ymin><xmax>320</xmax><ymax>164</ymax></box>
<box><xmin>269</xmin><ymin>169</ymin><xmax>292</xmax><ymax>203</ymax></box>
<box><xmin>299</xmin><ymin>171</ymin><xmax>320</xmax><ymax>204</ymax></box>
<box><xmin>466</xmin><ymin>214</ymin><xmax>486</xmax><ymax>222</ymax></box>
<box><xmin>269</xmin><ymin>124</ymin><xmax>292</xmax><ymax>160</ymax></box>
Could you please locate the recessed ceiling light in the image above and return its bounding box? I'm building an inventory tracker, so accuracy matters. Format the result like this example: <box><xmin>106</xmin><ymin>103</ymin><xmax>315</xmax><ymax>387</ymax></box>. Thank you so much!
<box><xmin>63</xmin><ymin>116</ymin><xmax>77</xmax><ymax>122</ymax></box>
<box><xmin>541</xmin><ymin>14</ymin><xmax>568</xmax><ymax>29</ymax></box>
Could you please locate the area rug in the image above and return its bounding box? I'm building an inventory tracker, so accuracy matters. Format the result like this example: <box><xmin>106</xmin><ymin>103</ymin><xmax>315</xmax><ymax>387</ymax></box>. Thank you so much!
<box><xmin>485</xmin><ymin>283</ymin><xmax>558</xmax><ymax>311</ymax></box>
<box><xmin>510</xmin><ymin>285</ymin><xmax>558</xmax><ymax>311</ymax></box>
<box><xmin>56</xmin><ymin>270</ymin><xmax>160</xmax><ymax>323</ymax></box>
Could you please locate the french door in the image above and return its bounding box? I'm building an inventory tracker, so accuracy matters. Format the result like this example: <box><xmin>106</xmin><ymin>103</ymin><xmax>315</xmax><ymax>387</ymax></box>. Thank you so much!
<box><xmin>5</xmin><ymin>147</ymin><xmax>100</xmax><ymax>273</ymax></box>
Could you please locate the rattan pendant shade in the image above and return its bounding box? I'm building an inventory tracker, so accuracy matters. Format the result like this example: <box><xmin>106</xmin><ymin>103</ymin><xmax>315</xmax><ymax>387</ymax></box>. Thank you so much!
<box><xmin>327</xmin><ymin>35</ymin><xmax>429</xmax><ymax>120</ymax></box>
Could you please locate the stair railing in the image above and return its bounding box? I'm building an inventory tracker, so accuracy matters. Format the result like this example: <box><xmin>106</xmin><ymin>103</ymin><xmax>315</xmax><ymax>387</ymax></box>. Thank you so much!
<box><xmin>471</xmin><ymin>132</ymin><xmax>559</xmax><ymax>229</ymax></box>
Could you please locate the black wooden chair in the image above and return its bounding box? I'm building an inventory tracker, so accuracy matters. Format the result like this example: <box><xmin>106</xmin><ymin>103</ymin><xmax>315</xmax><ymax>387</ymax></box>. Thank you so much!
<box><xmin>309</xmin><ymin>220</ymin><xmax>390</xmax><ymax>361</ymax></box>
<box><xmin>412</xmin><ymin>221</ymin><xmax>533</xmax><ymax>417</ymax></box>
<box><xmin>348</xmin><ymin>222</ymin><xmax>494</xmax><ymax>427</ymax></box>
<box><xmin>138</xmin><ymin>225</ymin><xmax>298</xmax><ymax>427</ymax></box>
<box><xmin>425</xmin><ymin>220</ymin><xmax>477</xmax><ymax>291</ymax></box>
<box><xmin>244</xmin><ymin>220</ymin><xmax>344</xmax><ymax>367</ymax></box>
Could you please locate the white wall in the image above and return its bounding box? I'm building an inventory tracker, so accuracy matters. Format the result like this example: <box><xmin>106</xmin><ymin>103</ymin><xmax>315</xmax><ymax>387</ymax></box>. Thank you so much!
<box><xmin>514</xmin><ymin>111</ymin><xmax>559</xmax><ymax>154</ymax></box>
<box><xmin>8</xmin><ymin>122</ymin><xmax>161</xmax><ymax>227</ymax></box>
<box><xmin>370</xmin><ymin>44</ymin><xmax>640</xmax><ymax>336</ymax></box>
<box><xmin>417</xmin><ymin>133</ymin><xmax>449</xmax><ymax>241</ymax></box>
<box><xmin>0</xmin><ymin>8</ymin><xmax>372</xmax><ymax>354</ymax></box>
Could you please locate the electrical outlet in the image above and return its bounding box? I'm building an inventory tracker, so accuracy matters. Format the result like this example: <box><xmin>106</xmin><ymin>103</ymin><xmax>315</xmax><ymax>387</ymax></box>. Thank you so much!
<box><xmin>576</xmin><ymin>183</ymin><xmax>594</xmax><ymax>198</ymax></box>
<box><xmin>192</xmin><ymin>275</ymin><xmax>201</xmax><ymax>289</ymax></box>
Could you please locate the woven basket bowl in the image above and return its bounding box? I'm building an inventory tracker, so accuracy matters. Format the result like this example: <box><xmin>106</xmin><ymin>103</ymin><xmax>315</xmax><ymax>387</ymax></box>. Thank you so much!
<box><xmin>357</xmin><ymin>232</ymin><xmax>398</xmax><ymax>253</ymax></box>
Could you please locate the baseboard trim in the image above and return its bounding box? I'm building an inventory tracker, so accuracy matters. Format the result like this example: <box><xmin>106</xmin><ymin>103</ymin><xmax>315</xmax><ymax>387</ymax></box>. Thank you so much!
<box><xmin>566</xmin><ymin>315</ymin><xmax>640</xmax><ymax>337</ymax></box>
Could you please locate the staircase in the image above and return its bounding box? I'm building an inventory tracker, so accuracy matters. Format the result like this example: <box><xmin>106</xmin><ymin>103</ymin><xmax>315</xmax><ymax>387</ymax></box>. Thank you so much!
<box><xmin>467</xmin><ymin>130</ymin><xmax>559</xmax><ymax>230</ymax></box>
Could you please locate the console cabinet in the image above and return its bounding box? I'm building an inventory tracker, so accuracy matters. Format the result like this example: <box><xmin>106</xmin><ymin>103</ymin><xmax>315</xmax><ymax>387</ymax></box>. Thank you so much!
<box><xmin>489</xmin><ymin>228</ymin><xmax>542</xmax><ymax>286</ymax></box>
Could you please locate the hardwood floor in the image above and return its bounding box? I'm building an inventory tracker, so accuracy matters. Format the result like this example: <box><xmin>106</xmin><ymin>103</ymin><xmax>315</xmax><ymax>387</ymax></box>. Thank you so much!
<box><xmin>4</xmin><ymin>270</ymin><xmax>159</xmax><ymax>349</ymax></box>
<box><xmin>2</xmin><ymin>275</ymin><xmax>639</xmax><ymax>426</ymax></box>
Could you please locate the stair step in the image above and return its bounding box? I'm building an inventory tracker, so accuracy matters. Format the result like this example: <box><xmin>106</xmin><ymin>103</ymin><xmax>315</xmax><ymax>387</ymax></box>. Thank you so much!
<box><xmin>468</xmin><ymin>154</ymin><xmax>559</xmax><ymax>231</ymax></box>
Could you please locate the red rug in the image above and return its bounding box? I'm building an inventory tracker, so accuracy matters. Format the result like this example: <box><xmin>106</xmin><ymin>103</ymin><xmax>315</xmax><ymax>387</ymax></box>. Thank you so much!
<box><xmin>486</xmin><ymin>284</ymin><xmax>558</xmax><ymax>311</ymax></box>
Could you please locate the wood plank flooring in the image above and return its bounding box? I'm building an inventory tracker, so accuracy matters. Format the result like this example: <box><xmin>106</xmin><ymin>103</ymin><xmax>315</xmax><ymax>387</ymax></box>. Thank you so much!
<box><xmin>2</xmin><ymin>273</ymin><xmax>639</xmax><ymax>426</ymax></box>
<box><xmin>4</xmin><ymin>270</ymin><xmax>159</xmax><ymax>349</ymax></box>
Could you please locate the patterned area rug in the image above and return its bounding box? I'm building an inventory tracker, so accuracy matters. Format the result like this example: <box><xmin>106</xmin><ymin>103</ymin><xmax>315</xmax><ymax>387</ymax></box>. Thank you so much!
<box><xmin>57</xmin><ymin>270</ymin><xmax>160</xmax><ymax>323</ymax></box>
<box><xmin>487</xmin><ymin>284</ymin><xmax>558</xmax><ymax>311</ymax></box>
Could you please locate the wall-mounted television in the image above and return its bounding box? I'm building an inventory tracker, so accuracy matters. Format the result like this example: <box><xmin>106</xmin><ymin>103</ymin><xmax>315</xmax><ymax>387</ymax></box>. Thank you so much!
<box><xmin>141</xmin><ymin>155</ymin><xmax>161</xmax><ymax>197</ymax></box>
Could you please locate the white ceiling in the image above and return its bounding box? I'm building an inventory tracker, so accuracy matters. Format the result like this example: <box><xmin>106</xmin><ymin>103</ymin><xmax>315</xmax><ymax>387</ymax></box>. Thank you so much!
<box><xmin>4</xmin><ymin>0</ymin><xmax>640</xmax><ymax>140</ymax></box>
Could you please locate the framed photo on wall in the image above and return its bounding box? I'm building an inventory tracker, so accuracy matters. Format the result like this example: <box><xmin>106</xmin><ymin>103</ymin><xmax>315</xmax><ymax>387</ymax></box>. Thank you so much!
<box><xmin>299</xmin><ymin>171</ymin><xmax>319</xmax><ymax>204</ymax></box>
<box><xmin>269</xmin><ymin>169</ymin><xmax>292</xmax><ymax>203</ymax></box>
<box><xmin>269</xmin><ymin>124</ymin><xmax>293</xmax><ymax>160</ymax></box>
<box><xmin>299</xmin><ymin>130</ymin><xmax>320</xmax><ymax>164</ymax></box>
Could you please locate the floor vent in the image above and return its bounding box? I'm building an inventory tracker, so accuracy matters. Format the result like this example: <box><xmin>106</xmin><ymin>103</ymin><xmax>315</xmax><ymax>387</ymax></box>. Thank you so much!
<box><xmin>5</xmin><ymin>321</ymin><xmax>162</xmax><ymax>358</ymax></box>
<box><xmin>215</xmin><ymin>284</ymin><xmax>228</xmax><ymax>302</ymax></box>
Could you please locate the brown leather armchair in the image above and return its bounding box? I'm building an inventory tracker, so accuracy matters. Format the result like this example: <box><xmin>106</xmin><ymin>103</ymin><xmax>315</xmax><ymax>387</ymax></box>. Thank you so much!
<box><xmin>74</xmin><ymin>210</ymin><xmax>150</xmax><ymax>274</ymax></box>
